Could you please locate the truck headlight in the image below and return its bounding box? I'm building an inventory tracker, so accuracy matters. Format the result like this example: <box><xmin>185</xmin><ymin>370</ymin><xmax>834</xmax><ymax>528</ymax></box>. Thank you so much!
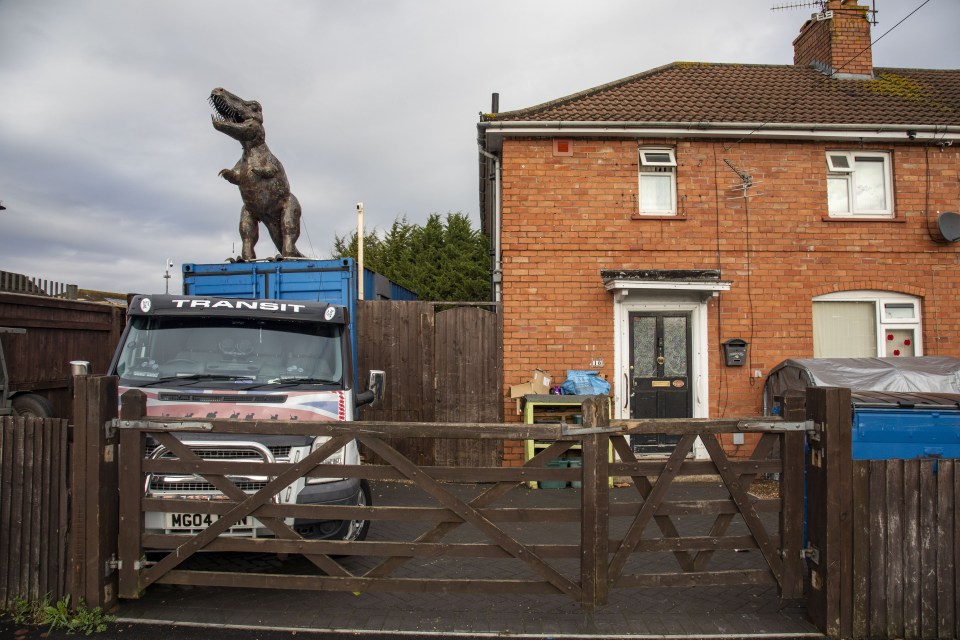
<box><xmin>306</xmin><ymin>436</ymin><xmax>345</xmax><ymax>484</ymax></box>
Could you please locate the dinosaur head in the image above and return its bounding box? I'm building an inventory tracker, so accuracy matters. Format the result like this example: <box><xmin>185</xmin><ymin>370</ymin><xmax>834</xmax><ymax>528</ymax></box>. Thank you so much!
<box><xmin>209</xmin><ymin>87</ymin><xmax>264</xmax><ymax>142</ymax></box>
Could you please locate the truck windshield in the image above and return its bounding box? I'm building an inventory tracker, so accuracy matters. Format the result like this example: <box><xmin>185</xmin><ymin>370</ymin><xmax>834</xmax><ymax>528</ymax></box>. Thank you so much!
<box><xmin>115</xmin><ymin>315</ymin><xmax>344</xmax><ymax>388</ymax></box>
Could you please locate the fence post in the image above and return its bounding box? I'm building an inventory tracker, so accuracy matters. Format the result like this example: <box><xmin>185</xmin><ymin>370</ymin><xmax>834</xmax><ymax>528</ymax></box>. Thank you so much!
<box><xmin>779</xmin><ymin>391</ymin><xmax>806</xmax><ymax>599</ymax></box>
<box><xmin>117</xmin><ymin>390</ymin><xmax>147</xmax><ymax>599</ymax></box>
<box><xmin>579</xmin><ymin>395</ymin><xmax>610</xmax><ymax>610</ymax></box>
<box><xmin>804</xmin><ymin>386</ymin><xmax>853</xmax><ymax>638</ymax></box>
<box><xmin>69</xmin><ymin>375</ymin><xmax>119</xmax><ymax>610</ymax></box>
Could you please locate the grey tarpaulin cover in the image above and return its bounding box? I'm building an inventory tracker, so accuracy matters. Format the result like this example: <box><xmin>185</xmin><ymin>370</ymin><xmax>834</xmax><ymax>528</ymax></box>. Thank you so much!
<box><xmin>763</xmin><ymin>357</ymin><xmax>960</xmax><ymax>413</ymax></box>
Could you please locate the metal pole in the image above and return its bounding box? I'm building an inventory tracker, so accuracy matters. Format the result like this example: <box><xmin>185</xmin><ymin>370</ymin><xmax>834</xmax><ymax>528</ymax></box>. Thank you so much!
<box><xmin>356</xmin><ymin>202</ymin><xmax>364</xmax><ymax>300</ymax></box>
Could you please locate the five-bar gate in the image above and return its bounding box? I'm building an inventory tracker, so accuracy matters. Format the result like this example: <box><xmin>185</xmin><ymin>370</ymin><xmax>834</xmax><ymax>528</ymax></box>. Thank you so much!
<box><xmin>113</xmin><ymin>389</ymin><xmax>806</xmax><ymax>610</ymax></box>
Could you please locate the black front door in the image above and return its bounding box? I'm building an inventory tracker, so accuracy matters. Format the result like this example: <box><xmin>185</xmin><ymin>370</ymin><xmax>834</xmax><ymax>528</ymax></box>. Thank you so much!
<box><xmin>629</xmin><ymin>312</ymin><xmax>692</xmax><ymax>454</ymax></box>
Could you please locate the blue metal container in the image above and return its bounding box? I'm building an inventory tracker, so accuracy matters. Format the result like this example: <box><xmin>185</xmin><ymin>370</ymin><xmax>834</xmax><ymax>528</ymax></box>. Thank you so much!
<box><xmin>851</xmin><ymin>391</ymin><xmax>960</xmax><ymax>460</ymax></box>
<box><xmin>181</xmin><ymin>258</ymin><xmax>416</xmax><ymax>388</ymax></box>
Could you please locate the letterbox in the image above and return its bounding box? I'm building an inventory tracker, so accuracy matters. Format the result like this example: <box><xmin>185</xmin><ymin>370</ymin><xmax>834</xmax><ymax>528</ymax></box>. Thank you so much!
<box><xmin>722</xmin><ymin>339</ymin><xmax>748</xmax><ymax>366</ymax></box>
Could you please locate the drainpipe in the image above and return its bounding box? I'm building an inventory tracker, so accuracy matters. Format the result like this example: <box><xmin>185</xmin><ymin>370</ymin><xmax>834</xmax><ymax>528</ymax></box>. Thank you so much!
<box><xmin>478</xmin><ymin>146</ymin><xmax>502</xmax><ymax>302</ymax></box>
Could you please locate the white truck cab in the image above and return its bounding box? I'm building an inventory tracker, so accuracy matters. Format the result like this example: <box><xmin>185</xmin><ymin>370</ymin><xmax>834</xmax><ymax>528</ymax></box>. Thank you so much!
<box><xmin>110</xmin><ymin>294</ymin><xmax>383</xmax><ymax>541</ymax></box>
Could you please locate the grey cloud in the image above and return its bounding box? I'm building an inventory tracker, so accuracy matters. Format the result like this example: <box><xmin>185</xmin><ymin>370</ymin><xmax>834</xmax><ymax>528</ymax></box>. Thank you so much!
<box><xmin>1</xmin><ymin>0</ymin><xmax>957</xmax><ymax>294</ymax></box>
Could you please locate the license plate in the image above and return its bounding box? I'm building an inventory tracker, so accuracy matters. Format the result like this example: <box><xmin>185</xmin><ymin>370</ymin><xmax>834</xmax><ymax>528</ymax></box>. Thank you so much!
<box><xmin>165</xmin><ymin>512</ymin><xmax>251</xmax><ymax>531</ymax></box>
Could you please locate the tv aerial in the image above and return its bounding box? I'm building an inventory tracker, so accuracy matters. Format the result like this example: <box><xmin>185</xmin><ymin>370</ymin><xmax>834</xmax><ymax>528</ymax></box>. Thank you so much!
<box><xmin>723</xmin><ymin>159</ymin><xmax>764</xmax><ymax>200</ymax></box>
<box><xmin>770</xmin><ymin>0</ymin><xmax>878</xmax><ymax>25</ymax></box>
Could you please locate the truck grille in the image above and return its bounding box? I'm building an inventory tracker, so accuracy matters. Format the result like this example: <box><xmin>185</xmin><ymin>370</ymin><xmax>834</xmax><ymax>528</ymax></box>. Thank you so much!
<box><xmin>149</xmin><ymin>479</ymin><xmax>270</xmax><ymax>493</ymax></box>
<box><xmin>144</xmin><ymin>443</ymin><xmax>292</xmax><ymax>460</ymax></box>
<box><xmin>146</xmin><ymin>442</ymin><xmax>293</xmax><ymax>495</ymax></box>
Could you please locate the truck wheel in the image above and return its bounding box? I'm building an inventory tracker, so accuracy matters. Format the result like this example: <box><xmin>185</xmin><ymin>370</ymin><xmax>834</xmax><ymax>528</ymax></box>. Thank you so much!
<box><xmin>12</xmin><ymin>393</ymin><xmax>55</xmax><ymax>419</ymax></box>
<box><xmin>343</xmin><ymin>479</ymin><xmax>372</xmax><ymax>542</ymax></box>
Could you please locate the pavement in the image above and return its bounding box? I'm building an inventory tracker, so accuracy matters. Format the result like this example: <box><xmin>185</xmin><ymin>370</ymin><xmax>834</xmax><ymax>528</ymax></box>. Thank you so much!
<box><xmin>85</xmin><ymin>481</ymin><xmax>824</xmax><ymax>639</ymax></box>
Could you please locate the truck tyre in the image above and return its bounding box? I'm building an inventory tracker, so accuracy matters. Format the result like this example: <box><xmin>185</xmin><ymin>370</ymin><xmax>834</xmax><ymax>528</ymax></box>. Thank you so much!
<box><xmin>12</xmin><ymin>393</ymin><xmax>55</xmax><ymax>419</ymax></box>
<box><xmin>344</xmin><ymin>479</ymin><xmax>372</xmax><ymax>542</ymax></box>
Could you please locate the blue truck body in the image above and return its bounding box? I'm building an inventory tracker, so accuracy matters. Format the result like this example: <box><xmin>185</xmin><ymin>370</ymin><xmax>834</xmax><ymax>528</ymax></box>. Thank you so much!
<box><xmin>181</xmin><ymin>258</ymin><xmax>416</xmax><ymax>386</ymax></box>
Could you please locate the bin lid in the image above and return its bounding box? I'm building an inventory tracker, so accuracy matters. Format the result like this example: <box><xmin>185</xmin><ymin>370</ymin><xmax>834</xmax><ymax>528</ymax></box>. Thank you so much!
<box><xmin>763</xmin><ymin>357</ymin><xmax>960</xmax><ymax>413</ymax></box>
<box><xmin>851</xmin><ymin>390</ymin><xmax>960</xmax><ymax>410</ymax></box>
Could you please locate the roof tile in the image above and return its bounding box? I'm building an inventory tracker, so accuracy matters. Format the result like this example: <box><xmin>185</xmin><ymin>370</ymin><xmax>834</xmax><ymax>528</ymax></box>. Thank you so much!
<box><xmin>489</xmin><ymin>63</ymin><xmax>960</xmax><ymax>127</ymax></box>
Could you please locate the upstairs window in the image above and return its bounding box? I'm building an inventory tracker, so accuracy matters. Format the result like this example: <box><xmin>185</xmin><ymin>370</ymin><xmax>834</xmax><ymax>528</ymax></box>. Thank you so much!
<box><xmin>826</xmin><ymin>151</ymin><xmax>893</xmax><ymax>218</ymax></box>
<box><xmin>638</xmin><ymin>148</ymin><xmax>677</xmax><ymax>216</ymax></box>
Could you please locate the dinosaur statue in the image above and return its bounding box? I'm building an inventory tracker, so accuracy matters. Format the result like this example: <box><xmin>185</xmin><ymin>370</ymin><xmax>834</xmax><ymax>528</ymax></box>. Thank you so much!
<box><xmin>209</xmin><ymin>87</ymin><xmax>304</xmax><ymax>260</ymax></box>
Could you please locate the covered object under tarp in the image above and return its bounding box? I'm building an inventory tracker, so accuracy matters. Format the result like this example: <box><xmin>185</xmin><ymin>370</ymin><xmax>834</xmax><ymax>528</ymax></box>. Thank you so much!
<box><xmin>763</xmin><ymin>357</ymin><xmax>960</xmax><ymax>414</ymax></box>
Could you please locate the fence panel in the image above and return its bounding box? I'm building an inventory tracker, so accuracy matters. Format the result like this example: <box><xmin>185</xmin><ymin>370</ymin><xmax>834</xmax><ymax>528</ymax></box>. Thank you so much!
<box><xmin>0</xmin><ymin>416</ymin><xmax>69</xmax><ymax>607</ymax></box>
<box><xmin>0</xmin><ymin>291</ymin><xmax>124</xmax><ymax>418</ymax></box>
<box><xmin>846</xmin><ymin>458</ymin><xmax>958</xmax><ymax>639</ymax></box>
<box><xmin>357</xmin><ymin>301</ymin><xmax>502</xmax><ymax>467</ymax></box>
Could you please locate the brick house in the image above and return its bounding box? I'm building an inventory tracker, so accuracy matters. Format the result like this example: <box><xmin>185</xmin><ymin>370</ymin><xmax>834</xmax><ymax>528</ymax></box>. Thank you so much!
<box><xmin>476</xmin><ymin>0</ymin><xmax>960</xmax><ymax>463</ymax></box>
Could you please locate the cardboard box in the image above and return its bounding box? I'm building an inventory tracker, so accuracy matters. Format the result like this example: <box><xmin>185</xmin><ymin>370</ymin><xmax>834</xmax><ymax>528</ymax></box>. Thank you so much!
<box><xmin>509</xmin><ymin>368</ymin><xmax>551</xmax><ymax>398</ymax></box>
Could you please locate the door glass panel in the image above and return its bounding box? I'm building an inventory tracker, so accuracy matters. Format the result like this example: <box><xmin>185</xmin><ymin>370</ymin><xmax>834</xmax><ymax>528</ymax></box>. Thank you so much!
<box><xmin>662</xmin><ymin>316</ymin><xmax>688</xmax><ymax>377</ymax></box>
<box><xmin>632</xmin><ymin>316</ymin><xmax>657</xmax><ymax>377</ymax></box>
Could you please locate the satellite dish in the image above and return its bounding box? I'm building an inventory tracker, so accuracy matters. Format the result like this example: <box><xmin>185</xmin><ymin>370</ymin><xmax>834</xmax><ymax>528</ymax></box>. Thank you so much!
<box><xmin>937</xmin><ymin>212</ymin><xmax>960</xmax><ymax>242</ymax></box>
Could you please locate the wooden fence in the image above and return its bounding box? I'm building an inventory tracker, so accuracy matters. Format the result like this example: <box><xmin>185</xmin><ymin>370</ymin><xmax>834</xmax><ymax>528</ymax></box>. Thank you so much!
<box><xmin>0</xmin><ymin>416</ymin><xmax>70</xmax><ymax>608</ymax></box>
<box><xmin>852</xmin><ymin>458</ymin><xmax>957</xmax><ymax>640</ymax></box>
<box><xmin>805</xmin><ymin>386</ymin><xmax>960</xmax><ymax>639</ymax></box>
<box><xmin>5</xmin><ymin>376</ymin><xmax>958</xmax><ymax>638</ymax></box>
<box><xmin>357</xmin><ymin>301</ymin><xmax>502</xmax><ymax>467</ymax></box>
<box><xmin>0</xmin><ymin>271</ymin><xmax>78</xmax><ymax>300</ymax></box>
<box><xmin>0</xmin><ymin>291</ymin><xmax>124</xmax><ymax>418</ymax></box>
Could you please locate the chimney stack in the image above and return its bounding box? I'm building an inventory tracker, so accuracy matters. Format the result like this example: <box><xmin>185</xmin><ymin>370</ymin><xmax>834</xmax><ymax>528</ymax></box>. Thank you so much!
<box><xmin>793</xmin><ymin>0</ymin><xmax>873</xmax><ymax>79</ymax></box>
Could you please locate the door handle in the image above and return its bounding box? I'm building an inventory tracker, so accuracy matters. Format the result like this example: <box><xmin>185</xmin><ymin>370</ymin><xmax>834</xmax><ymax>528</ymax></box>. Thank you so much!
<box><xmin>623</xmin><ymin>373</ymin><xmax>629</xmax><ymax>409</ymax></box>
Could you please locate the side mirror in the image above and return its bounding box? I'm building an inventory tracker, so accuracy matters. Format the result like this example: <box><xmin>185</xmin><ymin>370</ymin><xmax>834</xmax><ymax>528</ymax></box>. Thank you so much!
<box><xmin>356</xmin><ymin>369</ymin><xmax>385</xmax><ymax>408</ymax></box>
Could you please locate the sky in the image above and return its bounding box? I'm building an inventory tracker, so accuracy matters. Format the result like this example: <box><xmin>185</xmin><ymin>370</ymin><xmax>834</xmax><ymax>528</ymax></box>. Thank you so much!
<box><xmin>1</xmin><ymin>0</ymin><xmax>957</xmax><ymax>295</ymax></box>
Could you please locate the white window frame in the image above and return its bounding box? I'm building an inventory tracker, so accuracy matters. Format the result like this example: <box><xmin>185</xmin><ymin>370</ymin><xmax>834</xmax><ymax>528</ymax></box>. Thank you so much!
<box><xmin>813</xmin><ymin>291</ymin><xmax>922</xmax><ymax>357</ymax></box>
<box><xmin>826</xmin><ymin>150</ymin><xmax>894</xmax><ymax>219</ymax></box>
<box><xmin>638</xmin><ymin>147</ymin><xmax>677</xmax><ymax>216</ymax></box>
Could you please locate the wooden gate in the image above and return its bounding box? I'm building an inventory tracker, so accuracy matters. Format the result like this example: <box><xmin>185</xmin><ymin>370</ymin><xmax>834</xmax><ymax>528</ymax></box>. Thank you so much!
<box><xmin>357</xmin><ymin>301</ymin><xmax>502</xmax><ymax>466</ymax></box>
<box><xmin>112</xmin><ymin>388</ymin><xmax>806</xmax><ymax>610</ymax></box>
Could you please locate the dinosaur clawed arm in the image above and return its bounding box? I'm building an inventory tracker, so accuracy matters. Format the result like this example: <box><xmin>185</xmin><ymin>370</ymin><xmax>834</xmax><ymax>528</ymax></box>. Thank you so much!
<box><xmin>218</xmin><ymin>168</ymin><xmax>239</xmax><ymax>185</ymax></box>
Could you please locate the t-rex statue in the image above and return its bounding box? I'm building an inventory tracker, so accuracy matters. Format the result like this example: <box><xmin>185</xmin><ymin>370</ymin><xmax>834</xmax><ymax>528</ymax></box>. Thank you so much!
<box><xmin>209</xmin><ymin>87</ymin><xmax>304</xmax><ymax>260</ymax></box>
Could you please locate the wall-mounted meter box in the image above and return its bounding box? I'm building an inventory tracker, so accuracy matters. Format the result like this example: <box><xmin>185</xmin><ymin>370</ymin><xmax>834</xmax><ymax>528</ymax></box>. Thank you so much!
<box><xmin>722</xmin><ymin>339</ymin><xmax>748</xmax><ymax>367</ymax></box>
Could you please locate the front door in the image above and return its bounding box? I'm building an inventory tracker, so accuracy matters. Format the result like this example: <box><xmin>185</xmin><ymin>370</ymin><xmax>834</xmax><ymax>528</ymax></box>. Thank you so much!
<box><xmin>628</xmin><ymin>312</ymin><xmax>692</xmax><ymax>454</ymax></box>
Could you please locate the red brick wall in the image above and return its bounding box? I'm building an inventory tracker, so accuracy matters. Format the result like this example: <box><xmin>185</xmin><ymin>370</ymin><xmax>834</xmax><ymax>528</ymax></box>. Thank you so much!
<box><xmin>498</xmin><ymin>136</ymin><xmax>960</xmax><ymax>462</ymax></box>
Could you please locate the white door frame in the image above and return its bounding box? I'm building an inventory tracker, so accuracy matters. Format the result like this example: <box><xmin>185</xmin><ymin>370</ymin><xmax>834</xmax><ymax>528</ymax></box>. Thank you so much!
<box><xmin>612</xmin><ymin>290</ymin><xmax>714</xmax><ymax>459</ymax></box>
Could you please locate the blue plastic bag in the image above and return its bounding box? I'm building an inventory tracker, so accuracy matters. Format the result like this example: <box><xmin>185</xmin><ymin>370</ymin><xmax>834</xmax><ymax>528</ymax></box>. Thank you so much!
<box><xmin>560</xmin><ymin>370</ymin><xmax>611</xmax><ymax>396</ymax></box>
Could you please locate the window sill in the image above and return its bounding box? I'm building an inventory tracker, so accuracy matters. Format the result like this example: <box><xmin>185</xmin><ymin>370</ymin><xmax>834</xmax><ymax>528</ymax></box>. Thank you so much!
<box><xmin>632</xmin><ymin>213</ymin><xmax>686</xmax><ymax>220</ymax></box>
<box><xmin>821</xmin><ymin>215</ymin><xmax>904</xmax><ymax>223</ymax></box>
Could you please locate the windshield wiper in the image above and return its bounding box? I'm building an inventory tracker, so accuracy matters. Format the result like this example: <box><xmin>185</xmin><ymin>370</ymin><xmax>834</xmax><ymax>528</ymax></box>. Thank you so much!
<box><xmin>270</xmin><ymin>377</ymin><xmax>340</xmax><ymax>388</ymax></box>
<box><xmin>132</xmin><ymin>374</ymin><xmax>256</xmax><ymax>388</ymax></box>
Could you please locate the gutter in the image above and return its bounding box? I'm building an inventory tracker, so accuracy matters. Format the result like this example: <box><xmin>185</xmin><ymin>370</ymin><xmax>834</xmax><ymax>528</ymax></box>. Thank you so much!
<box><xmin>478</xmin><ymin>120</ymin><xmax>960</xmax><ymax>148</ymax></box>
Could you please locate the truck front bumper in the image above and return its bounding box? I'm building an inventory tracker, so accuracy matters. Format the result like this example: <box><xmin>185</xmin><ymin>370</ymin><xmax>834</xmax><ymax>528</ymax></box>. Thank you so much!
<box><xmin>292</xmin><ymin>477</ymin><xmax>364</xmax><ymax>539</ymax></box>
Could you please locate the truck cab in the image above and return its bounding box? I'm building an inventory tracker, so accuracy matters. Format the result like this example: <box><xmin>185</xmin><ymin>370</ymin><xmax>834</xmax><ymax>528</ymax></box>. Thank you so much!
<box><xmin>110</xmin><ymin>294</ymin><xmax>381</xmax><ymax>541</ymax></box>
